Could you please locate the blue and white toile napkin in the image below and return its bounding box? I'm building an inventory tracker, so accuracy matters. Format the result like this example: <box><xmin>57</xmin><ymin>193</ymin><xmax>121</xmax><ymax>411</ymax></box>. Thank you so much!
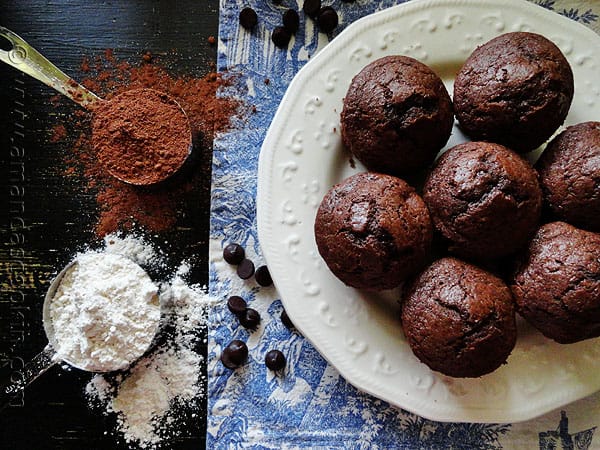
<box><xmin>208</xmin><ymin>1</ymin><xmax>600</xmax><ymax>448</ymax></box>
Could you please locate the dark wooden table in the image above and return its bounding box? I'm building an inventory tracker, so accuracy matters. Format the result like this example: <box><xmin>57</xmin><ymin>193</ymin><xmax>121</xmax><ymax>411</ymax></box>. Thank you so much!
<box><xmin>0</xmin><ymin>1</ymin><xmax>218</xmax><ymax>448</ymax></box>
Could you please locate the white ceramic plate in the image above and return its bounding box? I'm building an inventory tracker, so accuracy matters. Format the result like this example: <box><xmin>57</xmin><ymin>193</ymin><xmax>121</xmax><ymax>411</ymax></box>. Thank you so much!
<box><xmin>257</xmin><ymin>0</ymin><xmax>600</xmax><ymax>423</ymax></box>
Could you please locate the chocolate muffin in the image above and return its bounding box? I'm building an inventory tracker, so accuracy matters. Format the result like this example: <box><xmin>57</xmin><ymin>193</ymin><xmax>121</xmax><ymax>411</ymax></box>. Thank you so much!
<box><xmin>401</xmin><ymin>257</ymin><xmax>517</xmax><ymax>378</ymax></box>
<box><xmin>454</xmin><ymin>32</ymin><xmax>574</xmax><ymax>153</ymax></box>
<box><xmin>510</xmin><ymin>221</ymin><xmax>600</xmax><ymax>344</ymax></box>
<box><xmin>536</xmin><ymin>121</ymin><xmax>600</xmax><ymax>231</ymax></box>
<box><xmin>340</xmin><ymin>55</ymin><xmax>453</xmax><ymax>175</ymax></box>
<box><xmin>423</xmin><ymin>141</ymin><xmax>542</xmax><ymax>260</ymax></box>
<box><xmin>314</xmin><ymin>172</ymin><xmax>432</xmax><ymax>290</ymax></box>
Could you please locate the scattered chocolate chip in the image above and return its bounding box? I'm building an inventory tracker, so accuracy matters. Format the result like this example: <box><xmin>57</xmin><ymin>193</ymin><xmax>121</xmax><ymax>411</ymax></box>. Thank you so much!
<box><xmin>255</xmin><ymin>265</ymin><xmax>273</xmax><ymax>287</ymax></box>
<box><xmin>281</xmin><ymin>309</ymin><xmax>294</xmax><ymax>329</ymax></box>
<box><xmin>227</xmin><ymin>295</ymin><xmax>247</xmax><ymax>316</ymax></box>
<box><xmin>283</xmin><ymin>9</ymin><xmax>300</xmax><ymax>34</ymax></box>
<box><xmin>303</xmin><ymin>0</ymin><xmax>321</xmax><ymax>18</ymax></box>
<box><xmin>207</xmin><ymin>35</ymin><xmax>216</xmax><ymax>45</ymax></box>
<box><xmin>237</xmin><ymin>258</ymin><xmax>255</xmax><ymax>279</ymax></box>
<box><xmin>271</xmin><ymin>26</ymin><xmax>291</xmax><ymax>49</ymax></box>
<box><xmin>317</xmin><ymin>6</ymin><xmax>338</xmax><ymax>33</ymax></box>
<box><xmin>240</xmin><ymin>308</ymin><xmax>261</xmax><ymax>330</ymax></box>
<box><xmin>239</xmin><ymin>7</ymin><xmax>258</xmax><ymax>30</ymax></box>
<box><xmin>264</xmin><ymin>78</ymin><xmax>270</xmax><ymax>85</ymax></box>
<box><xmin>265</xmin><ymin>349</ymin><xmax>286</xmax><ymax>371</ymax></box>
<box><xmin>220</xmin><ymin>340</ymin><xmax>248</xmax><ymax>369</ymax></box>
<box><xmin>223</xmin><ymin>243</ymin><xmax>245</xmax><ymax>265</ymax></box>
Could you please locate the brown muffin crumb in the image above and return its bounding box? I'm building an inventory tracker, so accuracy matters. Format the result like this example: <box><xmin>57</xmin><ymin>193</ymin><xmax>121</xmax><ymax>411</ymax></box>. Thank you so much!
<box><xmin>340</xmin><ymin>55</ymin><xmax>453</xmax><ymax>175</ymax></box>
<box><xmin>314</xmin><ymin>172</ymin><xmax>432</xmax><ymax>290</ymax></box>
<box><xmin>402</xmin><ymin>257</ymin><xmax>517</xmax><ymax>378</ymax></box>
<box><xmin>453</xmin><ymin>32</ymin><xmax>574</xmax><ymax>153</ymax></box>
<box><xmin>536</xmin><ymin>121</ymin><xmax>600</xmax><ymax>231</ymax></box>
<box><xmin>510</xmin><ymin>221</ymin><xmax>600</xmax><ymax>344</ymax></box>
<box><xmin>423</xmin><ymin>141</ymin><xmax>542</xmax><ymax>260</ymax></box>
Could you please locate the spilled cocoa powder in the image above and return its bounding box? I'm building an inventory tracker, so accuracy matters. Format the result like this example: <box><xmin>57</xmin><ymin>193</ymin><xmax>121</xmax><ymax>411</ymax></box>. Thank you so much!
<box><xmin>52</xmin><ymin>51</ymin><xmax>242</xmax><ymax>236</ymax></box>
<box><xmin>92</xmin><ymin>88</ymin><xmax>192</xmax><ymax>185</ymax></box>
<box><xmin>49</xmin><ymin>124</ymin><xmax>67</xmax><ymax>143</ymax></box>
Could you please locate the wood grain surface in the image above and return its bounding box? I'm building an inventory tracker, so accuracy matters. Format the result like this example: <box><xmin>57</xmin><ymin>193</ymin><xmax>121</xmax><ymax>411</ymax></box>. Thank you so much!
<box><xmin>0</xmin><ymin>1</ymin><xmax>218</xmax><ymax>448</ymax></box>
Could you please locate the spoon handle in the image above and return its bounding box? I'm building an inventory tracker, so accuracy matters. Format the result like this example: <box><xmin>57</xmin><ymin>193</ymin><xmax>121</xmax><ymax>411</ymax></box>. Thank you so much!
<box><xmin>0</xmin><ymin>26</ymin><xmax>101</xmax><ymax>108</ymax></box>
<box><xmin>0</xmin><ymin>345</ymin><xmax>58</xmax><ymax>410</ymax></box>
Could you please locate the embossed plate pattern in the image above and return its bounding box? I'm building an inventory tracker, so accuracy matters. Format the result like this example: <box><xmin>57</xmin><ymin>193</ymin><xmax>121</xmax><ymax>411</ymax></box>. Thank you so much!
<box><xmin>257</xmin><ymin>0</ymin><xmax>600</xmax><ymax>423</ymax></box>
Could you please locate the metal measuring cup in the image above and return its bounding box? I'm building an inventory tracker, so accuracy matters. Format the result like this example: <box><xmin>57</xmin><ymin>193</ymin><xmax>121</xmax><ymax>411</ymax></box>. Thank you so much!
<box><xmin>0</xmin><ymin>255</ymin><xmax>161</xmax><ymax>409</ymax></box>
<box><xmin>0</xmin><ymin>26</ymin><xmax>193</xmax><ymax>185</ymax></box>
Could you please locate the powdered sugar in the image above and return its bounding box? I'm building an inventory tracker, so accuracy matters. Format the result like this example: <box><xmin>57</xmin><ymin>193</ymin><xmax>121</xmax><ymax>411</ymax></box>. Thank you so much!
<box><xmin>85</xmin><ymin>374</ymin><xmax>115</xmax><ymax>403</ymax></box>
<box><xmin>48</xmin><ymin>252</ymin><xmax>160</xmax><ymax>372</ymax></box>
<box><xmin>110</xmin><ymin>345</ymin><xmax>203</xmax><ymax>447</ymax></box>
<box><xmin>111</xmin><ymin>355</ymin><xmax>171</xmax><ymax>446</ymax></box>
<box><xmin>104</xmin><ymin>233</ymin><xmax>164</xmax><ymax>268</ymax></box>
<box><xmin>161</xmin><ymin>262</ymin><xmax>218</xmax><ymax>337</ymax></box>
<box><xmin>85</xmin><ymin>236</ymin><xmax>213</xmax><ymax>448</ymax></box>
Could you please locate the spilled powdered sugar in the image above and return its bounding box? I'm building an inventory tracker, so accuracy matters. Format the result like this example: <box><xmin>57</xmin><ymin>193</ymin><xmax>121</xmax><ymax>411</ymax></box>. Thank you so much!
<box><xmin>49</xmin><ymin>252</ymin><xmax>160</xmax><ymax>372</ymax></box>
<box><xmin>85</xmin><ymin>234</ymin><xmax>216</xmax><ymax>448</ymax></box>
<box><xmin>103</xmin><ymin>233</ymin><xmax>163</xmax><ymax>268</ymax></box>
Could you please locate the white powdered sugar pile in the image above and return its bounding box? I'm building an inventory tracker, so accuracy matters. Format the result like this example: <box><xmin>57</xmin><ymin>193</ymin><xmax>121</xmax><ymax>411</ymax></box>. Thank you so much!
<box><xmin>49</xmin><ymin>251</ymin><xmax>160</xmax><ymax>372</ymax></box>
<box><xmin>84</xmin><ymin>234</ymin><xmax>216</xmax><ymax>448</ymax></box>
<box><xmin>109</xmin><ymin>345</ymin><xmax>203</xmax><ymax>446</ymax></box>
<box><xmin>103</xmin><ymin>233</ymin><xmax>163</xmax><ymax>268</ymax></box>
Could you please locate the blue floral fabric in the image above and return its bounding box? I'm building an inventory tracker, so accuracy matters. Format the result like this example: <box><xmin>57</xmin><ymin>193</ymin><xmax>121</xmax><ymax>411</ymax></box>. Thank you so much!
<box><xmin>208</xmin><ymin>1</ymin><xmax>600</xmax><ymax>448</ymax></box>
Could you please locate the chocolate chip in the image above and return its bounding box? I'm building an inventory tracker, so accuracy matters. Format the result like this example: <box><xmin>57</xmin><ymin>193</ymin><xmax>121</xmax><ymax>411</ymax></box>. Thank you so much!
<box><xmin>265</xmin><ymin>349</ymin><xmax>286</xmax><ymax>371</ymax></box>
<box><xmin>223</xmin><ymin>243</ymin><xmax>245</xmax><ymax>265</ymax></box>
<box><xmin>237</xmin><ymin>258</ymin><xmax>255</xmax><ymax>279</ymax></box>
<box><xmin>240</xmin><ymin>308</ymin><xmax>261</xmax><ymax>330</ymax></box>
<box><xmin>271</xmin><ymin>26</ymin><xmax>291</xmax><ymax>49</ymax></box>
<box><xmin>239</xmin><ymin>7</ymin><xmax>258</xmax><ymax>30</ymax></box>
<box><xmin>281</xmin><ymin>309</ymin><xmax>294</xmax><ymax>329</ymax></box>
<box><xmin>220</xmin><ymin>339</ymin><xmax>248</xmax><ymax>369</ymax></box>
<box><xmin>317</xmin><ymin>7</ymin><xmax>338</xmax><ymax>33</ymax></box>
<box><xmin>255</xmin><ymin>265</ymin><xmax>273</xmax><ymax>287</ymax></box>
<box><xmin>283</xmin><ymin>9</ymin><xmax>300</xmax><ymax>34</ymax></box>
<box><xmin>227</xmin><ymin>295</ymin><xmax>247</xmax><ymax>316</ymax></box>
<box><xmin>303</xmin><ymin>0</ymin><xmax>321</xmax><ymax>18</ymax></box>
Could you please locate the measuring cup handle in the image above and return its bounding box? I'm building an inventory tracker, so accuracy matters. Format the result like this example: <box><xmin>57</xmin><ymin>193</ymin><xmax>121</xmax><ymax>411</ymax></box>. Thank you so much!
<box><xmin>0</xmin><ymin>345</ymin><xmax>58</xmax><ymax>410</ymax></box>
<box><xmin>0</xmin><ymin>26</ymin><xmax>101</xmax><ymax>108</ymax></box>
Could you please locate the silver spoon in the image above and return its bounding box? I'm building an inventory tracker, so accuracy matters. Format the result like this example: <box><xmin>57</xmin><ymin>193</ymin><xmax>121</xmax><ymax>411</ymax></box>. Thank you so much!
<box><xmin>0</xmin><ymin>26</ymin><xmax>192</xmax><ymax>185</ymax></box>
<box><xmin>0</xmin><ymin>255</ymin><xmax>160</xmax><ymax>409</ymax></box>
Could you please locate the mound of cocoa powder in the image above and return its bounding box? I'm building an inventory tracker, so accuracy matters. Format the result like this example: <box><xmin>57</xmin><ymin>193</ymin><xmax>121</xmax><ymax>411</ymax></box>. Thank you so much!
<box><xmin>92</xmin><ymin>88</ymin><xmax>191</xmax><ymax>185</ymax></box>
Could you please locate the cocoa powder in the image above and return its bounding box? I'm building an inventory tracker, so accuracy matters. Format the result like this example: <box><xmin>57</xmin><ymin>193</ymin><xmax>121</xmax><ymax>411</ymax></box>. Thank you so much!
<box><xmin>50</xmin><ymin>124</ymin><xmax>67</xmax><ymax>143</ymax></box>
<box><xmin>91</xmin><ymin>88</ymin><xmax>191</xmax><ymax>185</ymax></box>
<box><xmin>51</xmin><ymin>51</ymin><xmax>242</xmax><ymax>236</ymax></box>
